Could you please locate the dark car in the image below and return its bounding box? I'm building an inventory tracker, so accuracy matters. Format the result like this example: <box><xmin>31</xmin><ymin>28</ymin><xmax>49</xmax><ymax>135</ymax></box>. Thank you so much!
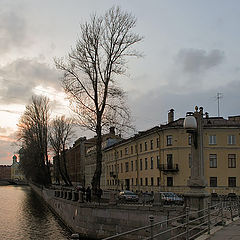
<box><xmin>141</xmin><ymin>192</ymin><xmax>154</xmax><ymax>204</ymax></box>
<box><xmin>118</xmin><ymin>190</ymin><xmax>139</xmax><ymax>202</ymax></box>
<box><xmin>160</xmin><ymin>192</ymin><xmax>184</xmax><ymax>205</ymax></box>
<box><xmin>227</xmin><ymin>193</ymin><xmax>237</xmax><ymax>201</ymax></box>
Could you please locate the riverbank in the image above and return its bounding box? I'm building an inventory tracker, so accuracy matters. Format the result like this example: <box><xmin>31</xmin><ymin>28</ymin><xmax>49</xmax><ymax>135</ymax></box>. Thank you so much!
<box><xmin>0</xmin><ymin>185</ymin><xmax>72</xmax><ymax>240</ymax></box>
<box><xmin>0</xmin><ymin>180</ymin><xmax>11</xmax><ymax>186</ymax></box>
<box><xmin>30</xmin><ymin>183</ymin><xmax>179</xmax><ymax>239</ymax></box>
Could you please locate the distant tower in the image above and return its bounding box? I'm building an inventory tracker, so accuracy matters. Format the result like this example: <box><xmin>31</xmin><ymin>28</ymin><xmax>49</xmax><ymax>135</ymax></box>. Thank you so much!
<box><xmin>12</xmin><ymin>155</ymin><xmax>17</xmax><ymax>164</ymax></box>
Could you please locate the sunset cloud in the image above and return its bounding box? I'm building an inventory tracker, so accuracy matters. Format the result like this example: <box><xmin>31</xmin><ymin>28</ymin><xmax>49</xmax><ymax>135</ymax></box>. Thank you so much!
<box><xmin>0</xmin><ymin>58</ymin><xmax>61</xmax><ymax>105</ymax></box>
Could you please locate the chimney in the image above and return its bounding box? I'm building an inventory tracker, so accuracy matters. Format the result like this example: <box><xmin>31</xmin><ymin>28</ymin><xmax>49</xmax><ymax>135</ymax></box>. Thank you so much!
<box><xmin>109</xmin><ymin>127</ymin><xmax>115</xmax><ymax>135</ymax></box>
<box><xmin>168</xmin><ymin>109</ymin><xmax>174</xmax><ymax>123</ymax></box>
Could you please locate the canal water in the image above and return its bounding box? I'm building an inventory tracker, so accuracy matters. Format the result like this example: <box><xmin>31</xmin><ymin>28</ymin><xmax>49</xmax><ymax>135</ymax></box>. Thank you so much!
<box><xmin>0</xmin><ymin>185</ymin><xmax>72</xmax><ymax>240</ymax></box>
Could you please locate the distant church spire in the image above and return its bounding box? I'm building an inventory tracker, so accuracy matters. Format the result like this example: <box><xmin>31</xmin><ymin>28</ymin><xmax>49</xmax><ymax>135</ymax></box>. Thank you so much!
<box><xmin>12</xmin><ymin>155</ymin><xmax>17</xmax><ymax>164</ymax></box>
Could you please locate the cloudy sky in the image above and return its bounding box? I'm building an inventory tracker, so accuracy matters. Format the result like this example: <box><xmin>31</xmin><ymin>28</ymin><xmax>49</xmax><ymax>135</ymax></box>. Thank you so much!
<box><xmin>1</xmin><ymin>0</ymin><xmax>240</xmax><ymax>164</ymax></box>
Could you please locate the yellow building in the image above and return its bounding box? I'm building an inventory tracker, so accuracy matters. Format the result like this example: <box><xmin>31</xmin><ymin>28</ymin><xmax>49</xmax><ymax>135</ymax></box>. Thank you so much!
<box><xmin>104</xmin><ymin>109</ymin><xmax>240</xmax><ymax>195</ymax></box>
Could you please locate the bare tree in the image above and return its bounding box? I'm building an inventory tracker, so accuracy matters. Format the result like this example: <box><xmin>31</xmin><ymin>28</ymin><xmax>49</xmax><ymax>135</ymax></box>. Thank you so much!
<box><xmin>18</xmin><ymin>95</ymin><xmax>51</xmax><ymax>185</ymax></box>
<box><xmin>49</xmin><ymin>116</ymin><xmax>74</xmax><ymax>186</ymax></box>
<box><xmin>55</xmin><ymin>6</ymin><xmax>143</xmax><ymax>194</ymax></box>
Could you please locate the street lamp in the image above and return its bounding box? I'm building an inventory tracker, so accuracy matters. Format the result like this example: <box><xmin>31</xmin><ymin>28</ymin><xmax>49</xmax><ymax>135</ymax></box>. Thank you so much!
<box><xmin>184</xmin><ymin>112</ymin><xmax>197</xmax><ymax>149</ymax></box>
<box><xmin>183</xmin><ymin>106</ymin><xmax>209</xmax><ymax>211</ymax></box>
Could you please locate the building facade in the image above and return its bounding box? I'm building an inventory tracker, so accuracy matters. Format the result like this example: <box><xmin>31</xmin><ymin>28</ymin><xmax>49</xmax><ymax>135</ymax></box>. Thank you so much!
<box><xmin>104</xmin><ymin>109</ymin><xmax>240</xmax><ymax>195</ymax></box>
<box><xmin>63</xmin><ymin>127</ymin><xmax>122</xmax><ymax>187</ymax></box>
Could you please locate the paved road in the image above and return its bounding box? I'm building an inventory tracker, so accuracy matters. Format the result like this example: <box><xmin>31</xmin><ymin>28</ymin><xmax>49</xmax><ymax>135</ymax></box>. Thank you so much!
<box><xmin>208</xmin><ymin>218</ymin><xmax>240</xmax><ymax>240</ymax></box>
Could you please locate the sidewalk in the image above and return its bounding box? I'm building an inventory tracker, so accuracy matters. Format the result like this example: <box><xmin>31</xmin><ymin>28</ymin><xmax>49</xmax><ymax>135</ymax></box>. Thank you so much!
<box><xmin>208</xmin><ymin>217</ymin><xmax>240</xmax><ymax>240</ymax></box>
<box><xmin>197</xmin><ymin>217</ymin><xmax>240</xmax><ymax>240</ymax></box>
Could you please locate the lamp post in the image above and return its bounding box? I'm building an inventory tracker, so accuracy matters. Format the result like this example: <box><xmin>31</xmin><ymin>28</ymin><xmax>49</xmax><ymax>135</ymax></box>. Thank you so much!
<box><xmin>183</xmin><ymin>106</ymin><xmax>209</xmax><ymax>211</ymax></box>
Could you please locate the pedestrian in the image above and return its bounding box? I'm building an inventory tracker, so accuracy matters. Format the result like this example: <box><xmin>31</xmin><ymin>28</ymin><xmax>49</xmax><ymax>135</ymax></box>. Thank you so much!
<box><xmin>86</xmin><ymin>186</ymin><xmax>91</xmax><ymax>202</ymax></box>
<box><xmin>96</xmin><ymin>188</ymin><xmax>103</xmax><ymax>205</ymax></box>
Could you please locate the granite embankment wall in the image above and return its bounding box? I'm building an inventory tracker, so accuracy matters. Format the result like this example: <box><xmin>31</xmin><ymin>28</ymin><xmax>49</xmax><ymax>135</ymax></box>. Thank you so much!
<box><xmin>30</xmin><ymin>184</ymin><xmax>178</xmax><ymax>239</ymax></box>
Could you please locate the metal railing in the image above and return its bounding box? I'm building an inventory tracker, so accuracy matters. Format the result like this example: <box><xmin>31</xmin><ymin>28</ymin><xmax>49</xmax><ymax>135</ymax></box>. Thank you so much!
<box><xmin>103</xmin><ymin>199</ymin><xmax>240</xmax><ymax>240</ymax></box>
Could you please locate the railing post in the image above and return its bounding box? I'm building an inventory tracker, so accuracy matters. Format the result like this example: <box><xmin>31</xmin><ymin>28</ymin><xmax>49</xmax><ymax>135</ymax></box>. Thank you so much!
<box><xmin>207</xmin><ymin>202</ymin><xmax>211</xmax><ymax>234</ymax></box>
<box><xmin>186</xmin><ymin>207</ymin><xmax>189</xmax><ymax>240</ymax></box>
<box><xmin>230</xmin><ymin>200</ymin><xmax>233</xmax><ymax>221</ymax></box>
<box><xmin>238</xmin><ymin>197</ymin><xmax>240</xmax><ymax>217</ymax></box>
<box><xmin>167</xmin><ymin>211</ymin><xmax>169</xmax><ymax>227</ymax></box>
<box><xmin>149</xmin><ymin>215</ymin><xmax>154</xmax><ymax>240</ymax></box>
<box><xmin>221</xmin><ymin>199</ymin><xmax>224</xmax><ymax>226</ymax></box>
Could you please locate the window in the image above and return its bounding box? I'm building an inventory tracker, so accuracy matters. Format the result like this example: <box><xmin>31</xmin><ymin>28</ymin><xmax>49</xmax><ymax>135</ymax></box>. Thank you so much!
<box><xmin>157</xmin><ymin>156</ymin><xmax>160</xmax><ymax>169</ymax></box>
<box><xmin>156</xmin><ymin>138</ymin><xmax>160</xmax><ymax>148</ymax></box>
<box><xmin>209</xmin><ymin>135</ymin><xmax>216</xmax><ymax>145</ymax></box>
<box><xmin>131</xmin><ymin>161</ymin><xmax>134</xmax><ymax>171</ymax></box>
<box><xmin>121</xmin><ymin>163</ymin><xmax>123</xmax><ymax>173</ymax></box>
<box><xmin>189</xmin><ymin>154</ymin><xmax>192</xmax><ymax>168</ymax></box>
<box><xmin>131</xmin><ymin>146</ymin><xmax>133</xmax><ymax>154</ymax></box>
<box><xmin>145</xmin><ymin>177</ymin><xmax>148</xmax><ymax>186</ymax></box>
<box><xmin>120</xmin><ymin>150</ymin><xmax>123</xmax><ymax>157</ymax></box>
<box><xmin>144</xmin><ymin>141</ymin><xmax>148</xmax><ymax>151</ymax></box>
<box><xmin>140</xmin><ymin>178</ymin><xmax>143</xmax><ymax>186</ymax></box>
<box><xmin>188</xmin><ymin>135</ymin><xmax>192</xmax><ymax>145</ymax></box>
<box><xmin>167</xmin><ymin>177</ymin><xmax>173</xmax><ymax>187</ymax></box>
<box><xmin>167</xmin><ymin>135</ymin><xmax>172</xmax><ymax>146</ymax></box>
<box><xmin>228</xmin><ymin>154</ymin><xmax>236</xmax><ymax>168</ymax></box>
<box><xmin>150</xmin><ymin>157</ymin><xmax>153</xmax><ymax>169</ymax></box>
<box><xmin>157</xmin><ymin>177</ymin><xmax>160</xmax><ymax>186</ymax></box>
<box><xmin>140</xmin><ymin>159</ymin><xmax>143</xmax><ymax>170</ymax></box>
<box><xmin>135</xmin><ymin>160</ymin><xmax>138</xmax><ymax>171</ymax></box>
<box><xmin>140</xmin><ymin>143</ymin><xmax>142</xmax><ymax>152</ymax></box>
<box><xmin>228</xmin><ymin>177</ymin><xmax>236</xmax><ymax>187</ymax></box>
<box><xmin>125</xmin><ymin>147</ymin><xmax>128</xmax><ymax>155</ymax></box>
<box><xmin>167</xmin><ymin>154</ymin><xmax>173</xmax><ymax>169</ymax></box>
<box><xmin>125</xmin><ymin>162</ymin><xmax>129</xmax><ymax>172</ymax></box>
<box><xmin>210</xmin><ymin>177</ymin><xmax>217</xmax><ymax>187</ymax></box>
<box><xmin>228</xmin><ymin>135</ymin><xmax>236</xmax><ymax>145</ymax></box>
<box><xmin>151</xmin><ymin>177</ymin><xmax>154</xmax><ymax>186</ymax></box>
<box><xmin>145</xmin><ymin>158</ymin><xmax>148</xmax><ymax>170</ymax></box>
<box><xmin>131</xmin><ymin>178</ymin><xmax>134</xmax><ymax>186</ymax></box>
<box><xmin>209</xmin><ymin>154</ymin><xmax>217</xmax><ymax>168</ymax></box>
<box><xmin>150</xmin><ymin>140</ymin><xmax>153</xmax><ymax>150</ymax></box>
<box><xmin>136</xmin><ymin>178</ymin><xmax>138</xmax><ymax>185</ymax></box>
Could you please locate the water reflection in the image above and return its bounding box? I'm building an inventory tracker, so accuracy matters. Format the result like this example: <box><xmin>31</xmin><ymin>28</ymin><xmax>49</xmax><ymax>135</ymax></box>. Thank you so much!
<box><xmin>0</xmin><ymin>185</ymin><xmax>71</xmax><ymax>240</ymax></box>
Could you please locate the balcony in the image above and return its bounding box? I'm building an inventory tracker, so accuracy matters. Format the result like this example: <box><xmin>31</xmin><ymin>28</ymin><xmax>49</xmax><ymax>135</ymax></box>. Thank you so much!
<box><xmin>110</xmin><ymin>171</ymin><xmax>117</xmax><ymax>178</ymax></box>
<box><xmin>158</xmin><ymin>164</ymin><xmax>179</xmax><ymax>173</ymax></box>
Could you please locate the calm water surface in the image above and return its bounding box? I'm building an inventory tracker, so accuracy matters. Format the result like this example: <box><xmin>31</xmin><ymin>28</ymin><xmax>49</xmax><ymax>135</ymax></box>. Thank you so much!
<box><xmin>0</xmin><ymin>185</ymin><xmax>72</xmax><ymax>240</ymax></box>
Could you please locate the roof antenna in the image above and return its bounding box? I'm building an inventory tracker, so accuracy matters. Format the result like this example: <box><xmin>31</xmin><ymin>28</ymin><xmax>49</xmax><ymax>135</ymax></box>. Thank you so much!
<box><xmin>215</xmin><ymin>93</ymin><xmax>223</xmax><ymax>117</ymax></box>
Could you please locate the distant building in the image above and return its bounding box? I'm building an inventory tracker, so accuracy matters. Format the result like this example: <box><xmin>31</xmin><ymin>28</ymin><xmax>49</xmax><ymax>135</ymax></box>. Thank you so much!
<box><xmin>0</xmin><ymin>165</ymin><xmax>11</xmax><ymax>180</ymax></box>
<box><xmin>11</xmin><ymin>155</ymin><xmax>25</xmax><ymax>181</ymax></box>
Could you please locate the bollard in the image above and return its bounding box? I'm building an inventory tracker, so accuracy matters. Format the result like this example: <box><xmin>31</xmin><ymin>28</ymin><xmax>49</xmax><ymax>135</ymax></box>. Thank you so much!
<box><xmin>149</xmin><ymin>215</ymin><xmax>154</xmax><ymax>240</ymax></box>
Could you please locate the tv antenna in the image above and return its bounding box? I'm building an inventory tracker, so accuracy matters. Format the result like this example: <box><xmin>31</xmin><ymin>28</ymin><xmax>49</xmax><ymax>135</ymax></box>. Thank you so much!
<box><xmin>215</xmin><ymin>93</ymin><xmax>223</xmax><ymax>117</ymax></box>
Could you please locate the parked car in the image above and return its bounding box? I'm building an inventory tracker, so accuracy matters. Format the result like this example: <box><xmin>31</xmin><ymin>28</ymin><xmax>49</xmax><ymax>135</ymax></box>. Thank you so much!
<box><xmin>160</xmin><ymin>192</ymin><xmax>184</xmax><ymax>205</ymax></box>
<box><xmin>140</xmin><ymin>192</ymin><xmax>154</xmax><ymax>204</ymax></box>
<box><xmin>118</xmin><ymin>190</ymin><xmax>139</xmax><ymax>202</ymax></box>
<box><xmin>227</xmin><ymin>193</ymin><xmax>237</xmax><ymax>201</ymax></box>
